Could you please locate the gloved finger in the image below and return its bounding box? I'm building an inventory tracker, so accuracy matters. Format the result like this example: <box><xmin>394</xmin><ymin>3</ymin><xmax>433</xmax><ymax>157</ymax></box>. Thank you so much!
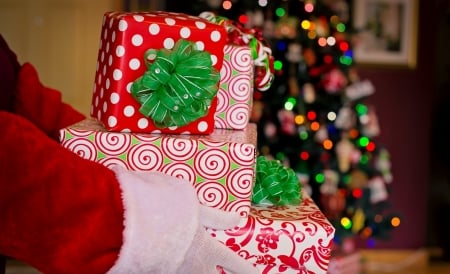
<box><xmin>198</xmin><ymin>231</ymin><xmax>258</xmax><ymax>274</ymax></box>
<box><xmin>199</xmin><ymin>204</ymin><xmax>242</xmax><ymax>230</ymax></box>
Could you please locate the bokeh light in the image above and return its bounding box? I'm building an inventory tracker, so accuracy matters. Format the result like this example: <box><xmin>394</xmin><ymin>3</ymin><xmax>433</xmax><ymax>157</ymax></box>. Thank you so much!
<box><xmin>315</xmin><ymin>173</ymin><xmax>325</xmax><ymax>183</ymax></box>
<box><xmin>341</xmin><ymin>217</ymin><xmax>352</xmax><ymax>229</ymax></box>
<box><xmin>222</xmin><ymin>0</ymin><xmax>232</xmax><ymax>10</ymax></box>
<box><xmin>391</xmin><ymin>216</ymin><xmax>401</xmax><ymax>227</ymax></box>
<box><xmin>295</xmin><ymin>115</ymin><xmax>305</xmax><ymax>125</ymax></box>
<box><xmin>258</xmin><ymin>0</ymin><xmax>268</xmax><ymax>7</ymax></box>
<box><xmin>323</xmin><ymin>139</ymin><xmax>333</xmax><ymax>150</ymax></box>
<box><xmin>304</xmin><ymin>3</ymin><xmax>314</xmax><ymax>13</ymax></box>
<box><xmin>275</xmin><ymin>7</ymin><xmax>286</xmax><ymax>17</ymax></box>
<box><xmin>352</xmin><ymin>188</ymin><xmax>363</xmax><ymax>198</ymax></box>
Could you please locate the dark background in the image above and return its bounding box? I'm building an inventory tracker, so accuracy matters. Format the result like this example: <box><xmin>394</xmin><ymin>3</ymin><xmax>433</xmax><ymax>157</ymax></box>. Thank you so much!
<box><xmin>151</xmin><ymin>0</ymin><xmax>450</xmax><ymax>253</ymax></box>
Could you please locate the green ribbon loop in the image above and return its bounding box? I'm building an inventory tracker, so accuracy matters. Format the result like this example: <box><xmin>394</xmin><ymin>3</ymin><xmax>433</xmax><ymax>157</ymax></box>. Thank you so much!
<box><xmin>249</xmin><ymin>37</ymin><xmax>259</xmax><ymax>60</ymax></box>
<box><xmin>131</xmin><ymin>39</ymin><xmax>220</xmax><ymax>128</ymax></box>
<box><xmin>252</xmin><ymin>156</ymin><xmax>302</xmax><ymax>206</ymax></box>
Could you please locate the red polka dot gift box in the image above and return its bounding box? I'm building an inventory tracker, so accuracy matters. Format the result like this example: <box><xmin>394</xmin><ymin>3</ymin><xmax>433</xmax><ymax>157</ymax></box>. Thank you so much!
<box><xmin>91</xmin><ymin>11</ymin><xmax>227</xmax><ymax>134</ymax></box>
<box><xmin>59</xmin><ymin>118</ymin><xmax>257</xmax><ymax>216</ymax></box>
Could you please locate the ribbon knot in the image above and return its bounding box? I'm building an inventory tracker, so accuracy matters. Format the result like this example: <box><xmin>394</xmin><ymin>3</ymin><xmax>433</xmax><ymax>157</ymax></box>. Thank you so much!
<box><xmin>199</xmin><ymin>12</ymin><xmax>275</xmax><ymax>92</ymax></box>
<box><xmin>131</xmin><ymin>39</ymin><xmax>220</xmax><ymax>128</ymax></box>
<box><xmin>252</xmin><ymin>156</ymin><xmax>302</xmax><ymax>206</ymax></box>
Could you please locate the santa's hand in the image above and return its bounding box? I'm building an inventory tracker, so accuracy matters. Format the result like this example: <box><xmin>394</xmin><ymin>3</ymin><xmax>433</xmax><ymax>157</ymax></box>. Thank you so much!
<box><xmin>109</xmin><ymin>166</ymin><xmax>257</xmax><ymax>274</ymax></box>
<box><xmin>178</xmin><ymin>205</ymin><xmax>258</xmax><ymax>274</ymax></box>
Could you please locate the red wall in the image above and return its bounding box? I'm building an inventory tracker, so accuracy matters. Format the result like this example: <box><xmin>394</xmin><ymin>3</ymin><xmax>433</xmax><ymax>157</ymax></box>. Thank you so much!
<box><xmin>356</xmin><ymin>0</ymin><xmax>437</xmax><ymax>249</ymax></box>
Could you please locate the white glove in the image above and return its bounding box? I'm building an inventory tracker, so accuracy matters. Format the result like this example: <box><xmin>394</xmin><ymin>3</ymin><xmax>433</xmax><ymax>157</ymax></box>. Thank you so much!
<box><xmin>108</xmin><ymin>166</ymin><xmax>258</xmax><ymax>274</ymax></box>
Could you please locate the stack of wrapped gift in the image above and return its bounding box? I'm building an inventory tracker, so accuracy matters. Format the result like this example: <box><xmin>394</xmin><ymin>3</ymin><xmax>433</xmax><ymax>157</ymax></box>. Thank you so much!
<box><xmin>59</xmin><ymin>11</ymin><xmax>335</xmax><ymax>273</ymax></box>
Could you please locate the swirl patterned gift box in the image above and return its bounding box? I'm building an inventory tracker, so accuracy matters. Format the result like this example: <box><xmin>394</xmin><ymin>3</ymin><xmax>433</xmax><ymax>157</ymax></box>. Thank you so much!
<box><xmin>212</xmin><ymin>189</ymin><xmax>335</xmax><ymax>274</ymax></box>
<box><xmin>59</xmin><ymin>118</ymin><xmax>257</xmax><ymax>217</ymax></box>
<box><xmin>214</xmin><ymin>44</ymin><xmax>254</xmax><ymax>130</ymax></box>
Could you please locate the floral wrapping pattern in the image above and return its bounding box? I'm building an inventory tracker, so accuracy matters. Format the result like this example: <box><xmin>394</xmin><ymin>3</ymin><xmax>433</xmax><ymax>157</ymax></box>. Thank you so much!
<box><xmin>211</xmin><ymin>189</ymin><xmax>335</xmax><ymax>274</ymax></box>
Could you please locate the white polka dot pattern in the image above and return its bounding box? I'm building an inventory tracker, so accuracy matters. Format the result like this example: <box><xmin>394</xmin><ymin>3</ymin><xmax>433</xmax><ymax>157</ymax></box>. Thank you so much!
<box><xmin>60</xmin><ymin>118</ymin><xmax>258</xmax><ymax>216</ymax></box>
<box><xmin>214</xmin><ymin>45</ymin><xmax>254</xmax><ymax>130</ymax></box>
<box><xmin>90</xmin><ymin>11</ymin><xmax>227</xmax><ymax>134</ymax></box>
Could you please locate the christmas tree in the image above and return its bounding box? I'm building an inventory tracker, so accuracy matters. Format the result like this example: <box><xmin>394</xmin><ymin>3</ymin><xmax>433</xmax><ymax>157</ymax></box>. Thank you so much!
<box><xmin>179</xmin><ymin>0</ymin><xmax>400</xmax><ymax>248</ymax></box>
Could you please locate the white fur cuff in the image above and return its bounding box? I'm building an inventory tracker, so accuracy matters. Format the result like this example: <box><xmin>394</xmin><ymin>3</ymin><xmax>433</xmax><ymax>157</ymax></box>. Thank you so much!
<box><xmin>107</xmin><ymin>166</ymin><xmax>199</xmax><ymax>274</ymax></box>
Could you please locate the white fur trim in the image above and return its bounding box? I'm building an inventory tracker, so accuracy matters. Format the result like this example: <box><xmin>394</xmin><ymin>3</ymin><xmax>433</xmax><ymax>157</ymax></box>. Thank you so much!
<box><xmin>107</xmin><ymin>166</ymin><xmax>199</xmax><ymax>274</ymax></box>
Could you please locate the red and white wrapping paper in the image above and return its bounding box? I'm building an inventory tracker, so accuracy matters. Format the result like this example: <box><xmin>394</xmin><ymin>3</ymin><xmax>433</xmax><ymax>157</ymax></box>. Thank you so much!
<box><xmin>212</xmin><ymin>190</ymin><xmax>336</xmax><ymax>274</ymax></box>
<box><xmin>59</xmin><ymin>118</ymin><xmax>257</xmax><ymax>216</ymax></box>
<box><xmin>214</xmin><ymin>44</ymin><xmax>254</xmax><ymax>130</ymax></box>
<box><xmin>91</xmin><ymin>11</ymin><xmax>227</xmax><ymax>134</ymax></box>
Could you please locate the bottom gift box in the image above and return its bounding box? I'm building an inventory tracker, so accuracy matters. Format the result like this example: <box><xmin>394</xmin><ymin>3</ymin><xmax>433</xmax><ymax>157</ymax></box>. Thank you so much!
<box><xmin>210</xmin><ymin>189</ymin><xmax>336</xmax><ymax>274</ymax></box>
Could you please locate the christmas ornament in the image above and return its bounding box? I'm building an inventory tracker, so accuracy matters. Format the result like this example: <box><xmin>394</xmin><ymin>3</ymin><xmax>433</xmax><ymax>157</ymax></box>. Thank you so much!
<box><xmin>348</xmin><ymin>169</ymin><xmax>368</xmax><ymax>189</ymax></box>
<box><xmin>368</xmin><ymin>176</ymin><xmax>388</xmax><ymax>203</ymax></box>
<box><xmin>375</xmin><ymin>148</ymin><xmax>393</xmax><ymax>183</ymax></box>
<box><xmin>320</xmin><ymin>169</ymin><xmax>339</xmax><ymax>195</ymax></box>
<box><xmin>274</xmin><ymin>16</ymin><xmax>298</xmax><ymax>39</ymax></box>
<box><xmin>286</xmin><ymin>43</ymin><xmax>302</xmax><ymax>63</ymax></box>
<box><xmin>322</xmin><ymin>68</ymin><xmax>348</xmax><ymax>94</ymax></box>
<box><xmin>335</xmin><ymin>138</ymin><xmax>354</xmax><ymax>172</ymax></box>
<box><xmin>345</xmin><ymin>79</ymin><xmax>375</xmax><ymax>101</ymax></box>
<box><xmin>361</xmin><ymin>105</ymin><xmax>381</xmax><ymax>137</ymax></box>
<box><xmin>320</xmin><ymin>190</ymin><xmax>346</xmax><ymax>220</ymax></box>
<box><xmin>351</xmin><ymin>208</ymin><xmax>365</xmax><ymax>233</ymax></box>
<box><xmin>335</xmin><ymin>106</ymin><xmax>356</xmax><ymax>130</ymax></box>
<box><xmin>303</xmin><ymin>83</ymin><xmax>316</xmax><ymax>103</ymax></box>
<box><xmin>278</xmin><ymin>109</ymin><xmax>296</xmax><ymax>135</ymax></box>
<box><xmin>315</xmin><ymin>126</ymin><xmax>329</xmax><ymax>143</ymax></box>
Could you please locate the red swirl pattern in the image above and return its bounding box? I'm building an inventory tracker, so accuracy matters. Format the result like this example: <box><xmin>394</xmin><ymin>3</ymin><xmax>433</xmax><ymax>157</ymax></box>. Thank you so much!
<box><xmin>226</xmin><ymin>103</ymin><xmax>250</xmax><ymax>129</ymax></box>
<box><xmin>213</xmin><ymin>117</ymin><xmax>228</xmax><ymax>129</ymax></box>
<box><xmin>98</xmin><ymin>157</ymin><xmax>129</xmax><ymax>169</ymax></box>
<box><xmin>229</xmin><ymin>46</ymin><xmax>252</xmax><ymax>72</ymax></box>
<box><xmin>214</xmin><ymin>45</ymin><xmax>253</xmax><ymax>130</ymax></box>
<box><xmin>161</xmin><ymin>137</ymin><xmax>197</xmax><ymax>161</ymax></box>
<box><xmin>215</xmin><ymin>88</ymin><xmax>229</xmax><ymax>113</ymax></box>
<box><xmin>160</xmin><ymin>162</ymin><xmax>196</xmax><ymax>185</ymax></box>
<box><xmin>220</xmin><ymin>47</ymin><xmax>233</xmax><ymax>83</ymax></box>
<box><xmin>95</xmin><ymin>131</ymin><xmax>131</xmax><ymax>156</ymax></box>
<box><xmin>66</xmin><ymin>128</ymin><xmax>95</xmax><ymax>138</ymax></box>
<box><xmin>226</xmin><ymin>167</ymin><xmax>254</xmax><ymax>198</ymax></box>
<box><xmin>133</xmin><ymin>133</ymin><xmax>161</xmax><ymax>142</ymax></box>
<box><xmin>62</xmin><ymin>138</ymin><xmax>97</xmax><ymax>161</ymax></box>
<box><xmin>194</xmin><ymin>148</ymin><xmax>230</xmax><ymax>180</ymax></box>
<box><xmin>200</xmin><ymin>140</ymin><xmax>226</xmax><ymax>148</ymax></box>
<box><xmin>196</xmin><ymin>180</ymin><xmax>228</xmax><ymax>209</ymax></box>
<box><xmin>229</xmin><ymin>143</ymin><xmax>255</xmax><ymax>167</ymax></box>
<box><xmin>58</xmin><ymin>130</ymin><xmax>67</xmax><ymax>142</ymax></box>
<box><xmin>127</xmin><ymin>143</ymin><xmax>163</xmax><ymax>171</ymax></box>
<box><xmin>224</xmin><ymin>199</ymin><xmax>252</xmax><ymax>218</ymax></box>
<box><xmin>229</xmin><ymin>73</ymin><xmax>252</xmax><ymax>101</ymax></box>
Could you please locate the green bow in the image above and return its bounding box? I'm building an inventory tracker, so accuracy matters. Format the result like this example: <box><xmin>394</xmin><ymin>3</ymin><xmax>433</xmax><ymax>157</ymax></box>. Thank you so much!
<box><xmin>131</xmin><ymin>39</ymin><xmax>220</xmax><ymax>128</ymax></box>
<box><xmin>252</xmin><ymin>156</ymin><xmax>302</xmax><ymax>206</ymax></box>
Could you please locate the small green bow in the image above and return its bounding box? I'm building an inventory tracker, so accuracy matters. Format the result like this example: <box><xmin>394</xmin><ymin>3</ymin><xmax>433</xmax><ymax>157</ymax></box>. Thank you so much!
<box><xmin>252</xmin><ymin>156</ymin><xmax>302</xmax><ymax>206</ymax></box>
